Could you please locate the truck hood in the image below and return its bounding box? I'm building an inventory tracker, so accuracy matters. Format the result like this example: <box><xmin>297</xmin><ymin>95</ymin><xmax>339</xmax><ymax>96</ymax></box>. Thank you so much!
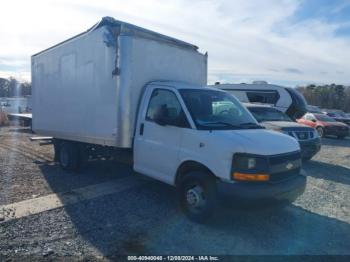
<box><xmin>261</xmin><ymin>121</ymin><xmax>313</xmax><ymax>130</ymax></box>
<box><xmin>212</xmin><ymin>129</ymin><xmax>300</xmax><ymax>156</ymax></box>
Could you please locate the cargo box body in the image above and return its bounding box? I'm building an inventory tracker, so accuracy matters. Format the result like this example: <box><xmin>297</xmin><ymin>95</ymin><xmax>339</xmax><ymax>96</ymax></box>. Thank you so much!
<box><xmin>32</xmin><ymin>17</ymin><xmax>207</xmax><ymax>148</ymax></box>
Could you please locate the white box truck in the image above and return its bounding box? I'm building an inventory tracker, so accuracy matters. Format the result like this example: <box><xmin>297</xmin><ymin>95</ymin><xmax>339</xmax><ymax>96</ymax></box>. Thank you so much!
<box><xmin>32</xmin><ymin>17</ymin><xmax>306</xmax><ymax>222</ymax></box>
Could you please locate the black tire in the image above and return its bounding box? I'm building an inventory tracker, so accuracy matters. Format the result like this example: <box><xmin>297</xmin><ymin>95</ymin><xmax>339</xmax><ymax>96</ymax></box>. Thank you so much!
<box><xmin>178</xmin><ymin>171</ymin><xmax>217</xmax><ymax>223</ymax></box>
<box><xmin>337</xmin><ymin>136</ymin><xmax>346</xmax><ymax>139</ymax></box>
<box><xmin>316</xmin><ymin>126</ymin><xmax>324</xmax><ymax>138</ymax></box>
<box><xmin>59</xmin><ymin>142</ymin><xmax>80</xmax><ymax>171</ymax></box>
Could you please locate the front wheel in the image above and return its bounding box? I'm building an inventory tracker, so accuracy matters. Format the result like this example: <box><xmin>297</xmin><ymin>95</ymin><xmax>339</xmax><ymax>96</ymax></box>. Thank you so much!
<box><xmin>316</xmin><ymin>127</ymin><xmax>324</xmax><ymax>138</ymax></box>
<box><xmin>178</xmin><ymin>171</ymin><xmax>217</xmax><ymax>223</ymax></box>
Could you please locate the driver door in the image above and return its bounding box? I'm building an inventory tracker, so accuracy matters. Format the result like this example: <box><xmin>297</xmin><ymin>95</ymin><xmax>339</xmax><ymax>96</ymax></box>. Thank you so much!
<box><xmin>134</xmin><ymin>87</ymin><xmax>190</xmax><ymax>184</ymax></box>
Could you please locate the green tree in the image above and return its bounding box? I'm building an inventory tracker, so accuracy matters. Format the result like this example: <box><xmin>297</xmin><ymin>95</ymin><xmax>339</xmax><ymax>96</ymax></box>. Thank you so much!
<box><xmin>0</xmin><ymin>78</ymin><xmax>10</xmax><ymax>97</ymax></box>
<box><xmin>297</xmin><ymin>84</ymin><xmax>350</xmax><ymax>113</ymax></box>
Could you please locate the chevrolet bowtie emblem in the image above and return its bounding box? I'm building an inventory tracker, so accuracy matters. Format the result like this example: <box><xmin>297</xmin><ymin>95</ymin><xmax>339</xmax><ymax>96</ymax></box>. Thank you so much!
<box><xmin>286</xmin><ymin>163</ymin><xmax>294</xmax><ymax>170</ymax></box>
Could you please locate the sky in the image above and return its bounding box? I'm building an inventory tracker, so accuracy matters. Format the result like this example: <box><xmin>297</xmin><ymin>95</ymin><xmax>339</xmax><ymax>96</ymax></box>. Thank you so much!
<box><xmin>0</xmin><ymin>0</ymin><xmax>350</xmax><ymax>87</ymax></box>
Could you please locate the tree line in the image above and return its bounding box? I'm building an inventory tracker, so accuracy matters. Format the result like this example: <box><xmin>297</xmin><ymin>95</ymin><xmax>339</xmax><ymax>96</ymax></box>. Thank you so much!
<box><xmin>0</xmin><ymin>77</ymin><xmax>31</xmax><ymax>97</ymax></box>
<box><xmin>296</xmin><ymin>84</ymin><xmax>350</xmax><ymax>113</ymax></box>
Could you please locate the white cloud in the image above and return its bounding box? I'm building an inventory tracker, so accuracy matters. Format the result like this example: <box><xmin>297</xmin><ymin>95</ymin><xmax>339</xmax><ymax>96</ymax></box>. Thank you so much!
<box><xmin>0</xmin><ymin>0</ymin><xmax>349</xmax><ymax>86</ymax></box>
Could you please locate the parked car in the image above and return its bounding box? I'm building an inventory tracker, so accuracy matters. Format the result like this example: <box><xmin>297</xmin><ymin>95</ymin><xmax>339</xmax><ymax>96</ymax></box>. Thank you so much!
<box><xmin>298</xmin><ymin>113</ymin><xmax>349</xmax><ymax>139</ymax></box>
<box><xmin>323</xmin><ymin>111</ymin><xmax>350</xmax><ymax>126</ymax></box>
<box><xmin>245</xmin><ymin>104</ymin><xmax>321</xmax><ymax>161</ymax></box>
<box><xmin>32</xmin><ymin>16</ymin><xmax>306</xmax><ymax>222</ymax></box>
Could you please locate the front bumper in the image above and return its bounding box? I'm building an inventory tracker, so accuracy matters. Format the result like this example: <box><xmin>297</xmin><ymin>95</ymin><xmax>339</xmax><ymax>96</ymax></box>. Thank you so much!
<box><xmin>299</xmin><ymin>138</ymin><xmax>321</xmax><ymax>159</ymax></box>
<box><xmin>217</xmin><ymin>174</ymin><xmax>306</xmax><ymax>204</ymax></box>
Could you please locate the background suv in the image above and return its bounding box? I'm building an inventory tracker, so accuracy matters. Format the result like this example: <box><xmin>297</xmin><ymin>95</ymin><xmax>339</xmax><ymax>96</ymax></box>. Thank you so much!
<box><xmin>323</xmin><ymin>111</ymin><xmax>350</xmax><ymax>126</ymax></box>
<box><xmin>245</xmin><ymin>104</ymin><xmax>321</xmax><ymax>161</ymax></box>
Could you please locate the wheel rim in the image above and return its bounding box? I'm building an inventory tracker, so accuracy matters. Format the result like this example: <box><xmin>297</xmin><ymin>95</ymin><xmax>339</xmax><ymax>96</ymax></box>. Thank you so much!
<box><xmin>317</xmin><ymin>127</ymin><xmax>323</xmax><ymax>137</ymax></box>
<box><xmin>185</xmin><ymin>185</ymin><xmax>206</xmax><ymax>213</ymax></box>
<box><xmin>60</xmin><ymin>148</ymin><xmax>69</xmax><ymax>168</ymax></box>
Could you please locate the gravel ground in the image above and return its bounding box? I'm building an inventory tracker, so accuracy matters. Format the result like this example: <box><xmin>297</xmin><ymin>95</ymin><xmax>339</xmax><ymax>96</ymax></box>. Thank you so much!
<box><xmin>0</xmin><ymin>127</ymin><xmax>349</xmax><ymax>260</ymax></box>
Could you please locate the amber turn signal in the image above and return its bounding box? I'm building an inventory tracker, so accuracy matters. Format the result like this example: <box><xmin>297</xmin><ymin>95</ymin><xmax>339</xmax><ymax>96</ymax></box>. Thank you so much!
<box><xmin>233</xmin><ymin>172</ymin><xmax>270</xmax><ymax>182</ymax></box>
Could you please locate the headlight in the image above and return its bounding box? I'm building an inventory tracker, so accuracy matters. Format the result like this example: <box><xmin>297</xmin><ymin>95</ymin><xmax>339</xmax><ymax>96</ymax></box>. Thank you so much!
<box><xmin>233</xmin><ymin>154</ymin><xmax>268</xmax><ymax>172</ymax></box>
<box><xmin>232</xmin><ymin>154</ymin><xmax>270</xmax><ymax>181</ymax></box>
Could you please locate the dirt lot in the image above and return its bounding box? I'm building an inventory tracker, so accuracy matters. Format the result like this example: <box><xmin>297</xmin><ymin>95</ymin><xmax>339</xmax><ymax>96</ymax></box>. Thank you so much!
<box><xmin>0</xmin><ymin>126</ymin><xmax>350</xmax><ymax>260</ymax></box>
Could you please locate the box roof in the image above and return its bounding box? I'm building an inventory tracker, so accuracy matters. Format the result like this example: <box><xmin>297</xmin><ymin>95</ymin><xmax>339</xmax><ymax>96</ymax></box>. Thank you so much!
<box><xmin>33</xmin><ymin>16</ymin><xmax>198</xmax><ymax>57</ymax></box>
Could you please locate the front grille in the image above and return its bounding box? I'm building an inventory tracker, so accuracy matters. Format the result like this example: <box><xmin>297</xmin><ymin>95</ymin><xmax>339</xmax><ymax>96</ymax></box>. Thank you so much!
<box><xmin>270</xmin><ymin>169</ymin><xmax>300</xmax><ymax>183</ymax></box>
<box><xmin>296</xmin><ymin>131</ymin><xmax>309</xmax><ymax>140</ymax></box>
<box><xmin>287</xmin><ymin>130</ymin><xmax>314</xmax><ymax>141</ymax></box>
<box><xmin>268</xmin><ymin>151</ymin><xmax>301</xmax><ymax>182</ymax></box>
<box><xmin>269</xmin><ymin>151</ymin><xmax>301</xmax><ymax>165</ymax></box>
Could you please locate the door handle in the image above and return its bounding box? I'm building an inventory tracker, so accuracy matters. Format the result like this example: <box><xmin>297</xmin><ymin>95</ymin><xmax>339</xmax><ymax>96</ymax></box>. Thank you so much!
<box><xmin>139</xmin><ymin>123</ymin><xmax>144</xmax><ymax>136</ymax></box>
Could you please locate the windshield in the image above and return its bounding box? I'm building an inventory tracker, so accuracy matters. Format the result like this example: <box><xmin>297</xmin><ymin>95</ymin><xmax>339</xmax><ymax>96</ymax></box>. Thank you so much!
<box><xmin>315</xmin><ymin>114</ymin><xmax>337</xmax><ymax>122</ymax></box>
<box><xmin>180</xmin><ymin>89</ymin><xmax>260</xmax><ymax>130</ymax></box>
<box><xmin>248</xmin><ymin>107</ymin><xmax>292</xmax><ymax>122</ymax></box>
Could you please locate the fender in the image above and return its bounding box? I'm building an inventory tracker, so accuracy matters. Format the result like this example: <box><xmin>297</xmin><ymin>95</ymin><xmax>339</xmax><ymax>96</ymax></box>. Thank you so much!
<box><xmin>175</xmin><ymin>159</ymin><xmax>219</xmax><ymax>186</ymax></box>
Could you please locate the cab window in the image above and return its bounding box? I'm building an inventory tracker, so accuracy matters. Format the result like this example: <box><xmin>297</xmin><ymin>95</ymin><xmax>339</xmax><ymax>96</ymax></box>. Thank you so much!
<box><xmin>146</xmin><ymin>89</ymin><xmax>189</xmax><ymax>128</ymax></box>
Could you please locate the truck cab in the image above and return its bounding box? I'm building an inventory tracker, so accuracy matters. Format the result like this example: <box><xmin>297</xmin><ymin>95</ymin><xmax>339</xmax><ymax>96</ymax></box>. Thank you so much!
<box><xmin>134</xmin><ymin>81</ymin><xmax>306</xmax><ymax>221</ymax></box>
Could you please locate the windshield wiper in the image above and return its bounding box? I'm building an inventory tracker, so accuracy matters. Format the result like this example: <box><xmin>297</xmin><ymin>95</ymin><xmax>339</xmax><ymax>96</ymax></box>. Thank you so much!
<box><xmin>200</xmin><ymin>121</ymin><xmax>242</xmax><ymax>129</ymax></box>
<box><xmin>199</xmin><ymin>121</ymin><xmax>264</xmax><ymax>130</ymax></box>
<box><xmin>239</xmin><ymin>122</ymin><xmax>265</xmax><ymax>129</ymax></box>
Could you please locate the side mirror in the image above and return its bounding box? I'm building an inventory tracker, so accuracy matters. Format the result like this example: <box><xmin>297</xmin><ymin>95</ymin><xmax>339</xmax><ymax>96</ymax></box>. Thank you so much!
<box><xmin>311</xmin><ymin>119</ymin><xmax>316</xmax><ymax>122</ymax></box>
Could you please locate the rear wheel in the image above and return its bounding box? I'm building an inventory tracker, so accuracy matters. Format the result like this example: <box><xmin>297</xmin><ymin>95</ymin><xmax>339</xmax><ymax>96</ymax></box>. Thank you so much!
<box><xmin>316</xmin><ymin>127</ymin><xmax>324</xmax><ymax>138</ymax></box>
<box><xmin>59</xmin><ymin>142</ymin><xmax>80</xmax><ymax>171</ymax></box>
<box><xmin>178</xmin><ymin>171</ymin><xmax>217</xmax><ymax>223</ymax></box>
